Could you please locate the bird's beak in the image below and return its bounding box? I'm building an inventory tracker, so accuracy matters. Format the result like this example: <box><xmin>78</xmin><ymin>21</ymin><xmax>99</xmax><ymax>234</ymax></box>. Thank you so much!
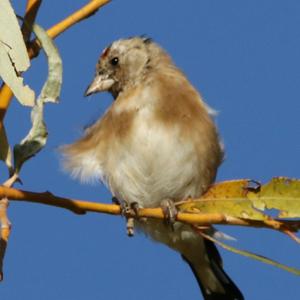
<box><xmin>84</xmin><ymin>74</ymin><xmax>115</xmax><ymax>96</ymax></box>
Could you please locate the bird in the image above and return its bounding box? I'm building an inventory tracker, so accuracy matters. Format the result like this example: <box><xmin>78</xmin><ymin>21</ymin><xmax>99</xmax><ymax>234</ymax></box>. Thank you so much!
<box><xmin>61</xmin><ymin>36</ymin><xmax>244</xmax><ymax>300</ymax></box>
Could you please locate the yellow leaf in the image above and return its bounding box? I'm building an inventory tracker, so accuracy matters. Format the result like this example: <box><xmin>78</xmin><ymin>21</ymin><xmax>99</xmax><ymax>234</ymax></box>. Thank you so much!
<box><xmin>178</xmin><ymin>178</ymin><xmax>300</xmax><ymax>221</ymax></box>
<box><xmin>248</xmin><ymin>177</ymin><xmax>300</xmax><ymax>218</ymax></box>
<box><xmin>179</xmin><ymin>180</ymin><xmax>267</xmax><ymax>220</ymax></box>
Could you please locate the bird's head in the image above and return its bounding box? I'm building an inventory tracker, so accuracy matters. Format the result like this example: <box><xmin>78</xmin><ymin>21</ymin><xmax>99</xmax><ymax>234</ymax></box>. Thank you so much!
<box><xmin>85</xmin><ymin>36</ymin><xmax>171</xmax><ymax>99</ymax></box>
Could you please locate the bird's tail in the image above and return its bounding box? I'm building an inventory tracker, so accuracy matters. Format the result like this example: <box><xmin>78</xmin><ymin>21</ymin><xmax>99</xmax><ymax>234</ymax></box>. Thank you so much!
<box><xmin>181</xmin><ymin>239</ymin><xmax>244</xmax><ymax>300</ymax></box>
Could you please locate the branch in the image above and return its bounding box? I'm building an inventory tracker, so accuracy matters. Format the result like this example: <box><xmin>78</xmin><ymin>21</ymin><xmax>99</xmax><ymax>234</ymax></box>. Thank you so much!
<box><xmin>28</xmin><ymin>0</ymin><xmax>111</xmax><ymax>59</ymax></box>
<box><xmin>0</xmin><ymin>197</ymin><xmax>9</xmax><ymax>281</ymax></box>
<box><xmin>0</xmin><ymin>185</ymin><xmax>299</xmax><ymax>233</ymax></box>
<box><xmin>0</xmin><ymin>174</ymin><xmax>19</xmax><ymax>280</ymax></box>
<box><xmin>46</xmin><ymin>0</ymin><xmax>111</xmax><ymax>40</ymax></box>
<box><xmin>21</xmin><ymin>0</ymin><xmax>42</xmax><ymax>42</ymax></box>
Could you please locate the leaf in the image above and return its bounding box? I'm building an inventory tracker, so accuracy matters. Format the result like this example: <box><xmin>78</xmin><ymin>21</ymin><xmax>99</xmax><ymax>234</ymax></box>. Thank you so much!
<box><xmin>0</xmin><ymin>43</ymin><xmax>35</xmax><ymax>107</ymax></box>
<box><xmin>0</xmin><ymin>126</ymin><xmax>13</xmax><ymax>174</ymax></box>
<box><xmin>178</xmin><ymin>180</ymin><xmax>268</xmax><ymax>220</ymax></box>
<box><xmin>13</xmin><ymin>23</ymin><xmax>63</xmax><ymax>173</ymax></box>
<box><xmin>0</xmin><ymin>0</ymin><xmax>30</xmax><ymax>71</ymax></box>
<box><xmin>178</xmin><ymin>178</ymin><xmax>300</xmax><ymax>221</ymax></box>
<box><xmin>13</xmin><ymin>101</ymin><xmax>47</xmax><ymax>174</ymax></box>
<box><xmin>0</xmin><ymin>0</ymin><xmax>35</xmax><ymax>106</ymax></box>
<box><xmin>33</xmin><ymin>23</ymin><xmax>62</xmax><ymax>103</ymax></box>
<box><xmin>248</xmin><ymin>177</ymin><xmax>300</xmax><ymax>218</ymax></box>
<box><xmin>198</xmin><ymin>230</ymin><xmax>300</xmax><ymax>276</ymax></box>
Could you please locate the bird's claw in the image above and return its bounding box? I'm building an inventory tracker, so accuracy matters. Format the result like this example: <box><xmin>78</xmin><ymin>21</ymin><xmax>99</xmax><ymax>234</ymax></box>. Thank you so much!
<box><xmin>126</xmin><ymin>217</ymin><xmax>135</xmax><ymax>237</ymax></box>
<box><xmin>112</xmin><ymin>196</ymin><xmax>130</xmax><ymax>215</ymax></box>
<box><xmin>161</xmin><ymin>199</ymin><xmax>178</xmax><ymax>229</ymax></box>
<box><xmin>112</xmin><ymin>197</ymin><xmax>139</xmax><ymax>237</ymax></box>
<box><xmin>125</xmin><ymin>202</ymin><xmax>140</xmax><ymax>237</ymax></box>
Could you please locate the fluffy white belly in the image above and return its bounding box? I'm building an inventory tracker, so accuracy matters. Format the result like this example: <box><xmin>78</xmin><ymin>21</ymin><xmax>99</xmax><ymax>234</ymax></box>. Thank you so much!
<box><xmin>105</xmin><ymin>112</ymin><xmax>201</xmax><ymax>207</ymax></box>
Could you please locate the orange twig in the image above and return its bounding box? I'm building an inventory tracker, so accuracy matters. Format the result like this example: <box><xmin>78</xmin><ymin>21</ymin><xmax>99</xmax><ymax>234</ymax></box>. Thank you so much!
<box><xmin>28</xmin><ymin>0</ymin><xmax>111</xmax><ymax>58</ymax></box>
<box><xmin>0</xmin><ymin>174</ymin><xmax>19</xmax><ymax>281</ymax></box>
<box><xmin>0</xmin><ymin>85</ymin><xmax>14</xmax><ymax>127</ymax></box>
<box><xmin>0</xmin><ymin>185</ymin><xmax>299</xmax><ymax>233</ymax></box>
<box><xmin>21</xmin><ymin>0</ymin><xmax>42</xmax><ymax>41</ymax></box>
<box><xmin>46</xmin><ymin>0</ymin><xmax>111</xmax><ymax>39</ymax></box>
<box><xmin>0</xmin><ymin>198</ymin><xmax>10</xmax><ymax>281</ymax></box>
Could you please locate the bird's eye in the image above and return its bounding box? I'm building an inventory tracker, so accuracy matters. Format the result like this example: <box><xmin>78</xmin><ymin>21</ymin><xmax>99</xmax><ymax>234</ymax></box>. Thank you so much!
<box><xmin>110</xmin><ymin>57</ymin><xmax>119</xmax><ymax>66</ymax></box>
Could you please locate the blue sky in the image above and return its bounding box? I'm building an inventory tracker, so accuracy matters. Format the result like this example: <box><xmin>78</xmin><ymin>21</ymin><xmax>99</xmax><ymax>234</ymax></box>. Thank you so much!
<box><xmin>1</xmin><ymin>1</ymin><xmax>300</xmax><ymax>299</ymax></box>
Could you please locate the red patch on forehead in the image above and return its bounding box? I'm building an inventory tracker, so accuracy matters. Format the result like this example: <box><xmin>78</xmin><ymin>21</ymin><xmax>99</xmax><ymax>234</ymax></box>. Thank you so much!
<box><xmin>101</xmin><ymin>47</ymin><xmax>110</xmax><ymax>59</ymax></box>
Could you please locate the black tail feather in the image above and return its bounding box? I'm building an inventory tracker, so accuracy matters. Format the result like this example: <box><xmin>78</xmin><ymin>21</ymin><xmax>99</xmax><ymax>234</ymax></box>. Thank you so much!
<box><xmin>181</xmin><ymin>240</ymin><xmax>244</xmax><ymax>300</ymax></box>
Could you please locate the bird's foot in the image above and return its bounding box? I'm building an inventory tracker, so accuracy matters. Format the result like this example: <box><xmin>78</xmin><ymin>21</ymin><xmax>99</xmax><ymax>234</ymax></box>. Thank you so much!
<box><xmin>119</xmin><ymin>201</ymin><xmax>136</xmax><ymax>237</ymax></box>
<box><xmin>112</xmin><ymin>196</ymin><xmax>128</xmax><ymax>213</ymax></box>
<box><xmin>112</xmin><ymin>197</ymin><xmax>139</xmax><ymax>237</ymax></box>
<box><xmin>125</xmin><ymin>202</ymin><xmax>141</xmax><ymax>237</ymax></box>
<box><xmin>160</xmin><ymin>199</ymin><xmax>178</xmax><ymax>230</ymax></box>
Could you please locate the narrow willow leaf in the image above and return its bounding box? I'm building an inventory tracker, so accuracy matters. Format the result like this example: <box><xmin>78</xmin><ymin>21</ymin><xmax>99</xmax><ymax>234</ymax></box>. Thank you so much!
<box><xmin>13</xmin><ymin>101</ymin><xmax>47</xmax><ymax>173</ymax></box>
<box><xmin>199</xmin><ymin>231</ymin><xmax>300</xmax><ymax>276</ymax></box>
<box><xmin>13</xmin><ymin>23</ymin><xmax>63</xmax><ymax>173</ymax></box>
<box><xmin>0</xmin><ymin>126</ymin><xmax>13</xmax><ymax>173</ymax></box>
<box><xmin>32</xmin><ymin>23</ymin><xmax>62</xmax><ymax>103</ymax></box>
